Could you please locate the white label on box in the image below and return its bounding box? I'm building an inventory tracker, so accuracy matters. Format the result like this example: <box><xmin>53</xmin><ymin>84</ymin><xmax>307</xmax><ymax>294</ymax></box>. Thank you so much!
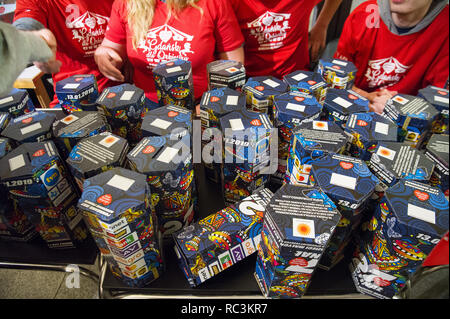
<box><xmin>20</xmin><ymin>122</ymin><xmax>42</xmax><ymax>135</ymax></box>
<box><xmin>434</xmin><ymin>96</ymin><xmax>449</xmax><ymax>104</ymax></box>
<box><xmin>0</xmin><ymin>96</ymin><xmax>14</xmax><ymax>105</ymax></box>
<box><xmin>151</xmin><ymin>118</ymin><xmax>172</xmax><ymax>129</ymax></box>
<box><xmin>61</xmin><ymin>114</ymin><xmax>79</xmax><ymax>125</ymax></box>
<box><xmin>226</xmin><ymin>95</ymin><xmax>239</xmax><ymax>106</ymax></box>
<box><xmin>166</xmin><ymin>66</ymin><xmax>182</xmax><ymax>73</ymax></box>
<box><xmin>393</xmin><ymin>95</ymin><xmax>409</xmax><ymax>105</ymax></box>
<box><xmin>376</xmin><ymin>146</ymin><xmax>396</xmax><ymax>161</ymax></box>
<box><xmin>330</xmin><ymin>173</ymin><xmax>357</xmax><ymax>190</ymax></box>
<box><xmin>63</xmin><ymin>83</ymin><xmax>80</xmax><ymax>89</ymax></box>
<box><xmin>229</xmin><ymin>119</ymin><xmax>245</xmax><ymax>131</ymax></box>
<box><xmin>313</xmin><ymin>121</ymin><xmax>329</xmax><ymax>131</ymax></box>
<box><xmin>408</xmin><ymin>203</ymin><xmax>436</xmax><ymax>224</ymax></box>
<box><xmin>107</xmin><ymin>174</ymin><xmax>135</xmax><ymax>191</ymax></box>
<box><xmin>291</xmin><ymin>73</ymin><xmax>309</xmax><ymax>82</ymax></box>
<box><xmin>292</xmin><ymin>218</ymin><xmax>316</xmax><ymax>239</ymax></box>
<box><xmin>262</xmin><ymin>79</ymin><xmax>280</xmax><ymax>88</ymax></box>
<box><xmin>120</xmin><ymin>91</ymin><xmax>135</xmax><ymax>101</ymax></box>
<box><xmin>9</xmin><ymin>154</ymin><xmax>25</xmax><ymax>171</ymax></box>
<box><xmin>157</xmin><ymin>146</ymin><xmax>179</xmax><ymax>163</ymax></box>
<box><xmin>98</xmin><ymin>135</ymin><xmax>120</xmax><ymax>148</ymax></box>
<box><xmin>375</xmin><ymin>122</ymin><xmax>389</xmax><ymax>135</ymax></box>
<box><xmin>332</xmin><ymin>60</ymin><xmax>348</xmax><ymax>66</ymax></box>
<box><xmin>333</xmin><ymin>97</ymin><xmax>352</xmax><ymax>109</ymax></box>
<box><xmin>198</xmin><ymin>267</ymin><xmax>212</xmax><ymax>283</ymax></box>
<box><xmin>286</xmin><ymin>103</ymin><xmax>305</xmax><ymax>112</ymax></box>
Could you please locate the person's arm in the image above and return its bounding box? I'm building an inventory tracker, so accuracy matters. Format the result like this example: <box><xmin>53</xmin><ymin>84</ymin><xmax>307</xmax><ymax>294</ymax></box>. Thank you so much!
<box><xmin>217</xmin><ymin>45</ymin><xmax>244</xmax><ymax>64</ymax></box>
<box><xmin>309</xmin><ymin>0</ymin><xmax>343</xmax><ymax>62</ymax></box>
<box><xmin>95</xmin><ymin>39</ymin><xmax>127</xmax><ymax>83</ymax></box>
<box><xmin>0</xmin><ymin>22</ymin><xmax>59</xmax><ymax>96</ymax></box>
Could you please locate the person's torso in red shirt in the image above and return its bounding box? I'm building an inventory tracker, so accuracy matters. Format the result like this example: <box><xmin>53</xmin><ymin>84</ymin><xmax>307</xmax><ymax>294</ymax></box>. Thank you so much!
<box><xmin>14</xmin><ymin>0</ymin><xmax>115</xmax><ymax>100</ymax></box>
<box><xmin>335</xmin><ymin>1</ymin><xmax>449</xmax><ymax>95</ymax></box>
<box><xmin>230</xmin><ymin>0</ymin><xmax>321</xmax><ymax>79</ymax></box>
<box><xmin>105</xmin><ymin>0</ymin><xmax>243</xmax><ymax>102</ymax></box>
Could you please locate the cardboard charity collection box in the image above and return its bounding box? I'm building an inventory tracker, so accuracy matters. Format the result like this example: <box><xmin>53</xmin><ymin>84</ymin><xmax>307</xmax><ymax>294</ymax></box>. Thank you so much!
<box><xmin>383</xmin><ymin>94</ymin><xmax>439</xmax><ymax>148</ymax></box>
<box><xmin>173</xmin><ymin>188</ymin><xmax>274</xmax><ymax>287</ymax></box>
<box><xmin>0</xmin><ymin>88</ymin><xmax>35</xmax><ymax>118</ymax></box>
<box><xmin>0</xmin><ymin>141</ymin><xmax>89</xmax><ymax>249</ymax></box>
<box><xmin>322</xmin><ymin>88</ymin><xmax>370</xmax><ymax>129</ymax></box>
<box><xmin>0</xmin><ymin>196</ymin><xmax>37</xmax><ymax>242</ymax></box>
<box><xmin>418</xmin><ymin>85</ymin><xmax>449</xmax><ymax>134</ymax></box>
<box><xmin>220</xmin><ymin>109</ymin><xmax>273</xmax><ymax>205</ymax></box>
<box><xmin>254</xmin><ymin>184</ymin><xmax>341</xmax><ymax>299</ymax></box>
<box><xmin>127</xmin><ymin>134</ymin><xmax>195</xmax><ymax>236</ymax></box>
<box><xmin>316</xmin><ymin>58</ymin><xmax>357</xmax><ymax>90</ymax></box>
<box><xmin>55</xmin><ymin>74</ymin><xmax>99</xmax><ymax>113</ymax></box>
<box><xmin>96</xmin><ymin>83</ymin><xmax>146</xmax><ymax>145</ymax></box>
<box><xmin>153</xmin><ymin>59</ymin><xmax>195</xmax><ymax>110</ymax></box>
<box><xmin>0</xmin><ymin>137</ymin><xmax>11</xmax><ymax>160</ymax></box>
<box><xmin>285</xmin><ymin>120</ymin><xmax>349</xmax><ymax>186</ymax></box>
<box><xmin>78</xmin><ymin>167</ymin><xmax>163</xmax><ymax>287</ymax></box>
<box><xmin>2</xmin><ymin>111</ymin><xmax>56</xmax><ymax>146</ymax></box>
<box><xmin>272</xmin><ymin>92</ymin><xmax>322</xmax><ymax>184</ymax></box>
<box><xmin>283</xmin><ymin>70</ymin><xmax>328</xmax><ymax>105</ymax></box>
<box><xmin>52</xmin><ymin>111</ymin><xmax>111</xmax><ymax>159</ymax></box>
<box><xmin>66</xmin><ymin>132</ymin><xmax>129</xmax><ymax>192</ymax></box>
<box><xmin>207</xmin><ymin>60</ymin><xmax>246</xmax><ymax>91</ymax></box>
<box><xmin>311</xmin><ymin>154</ymin><xmax>380</xmax><ymax>270</ymax></box>
<box><xmin>351</xmin><ymin>180</ymin><xmax>449</xmax><ymax>299</ymax></box>
<box><xmin>424</xmin><ymin>134</ymin><xmax>449</xmax><ymax>197</ymax></box>
<box><xmin>142</xmin><ymin>105</ymin><xmax>192</xmax><ymax>139</ymax></box>
<box><xmin>243</xmin><ymin>76</ymin><xmax>288</xmax><ymax>115</ymax></box>
<box><xmin>344</xmin><ymin>112</ymin><xmax>398</xmax><ymax>161</ymax></box>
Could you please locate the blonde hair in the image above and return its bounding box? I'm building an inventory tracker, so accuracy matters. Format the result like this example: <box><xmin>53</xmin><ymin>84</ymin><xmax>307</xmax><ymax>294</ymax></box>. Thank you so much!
<box><xmin>127</xmin><ymin>0</ymin><xmax>203</xmax><ymax>49</ymax></box>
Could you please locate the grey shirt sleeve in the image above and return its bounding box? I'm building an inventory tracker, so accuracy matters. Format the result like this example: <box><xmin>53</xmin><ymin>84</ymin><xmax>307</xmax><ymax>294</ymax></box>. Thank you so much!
<box><xmin>13</xmin><ymin>17</ymin><xmax>46</xmax><ymax>31</ymax></box>
<box><xmin>0</xmin><ymin>21</ymin><xmax>53</xmax><ymax>96</ymax></box>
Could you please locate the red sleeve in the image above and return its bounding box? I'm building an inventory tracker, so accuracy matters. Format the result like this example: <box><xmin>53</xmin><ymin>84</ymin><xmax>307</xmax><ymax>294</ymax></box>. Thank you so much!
<box><xmin>423</xmin><ymin>31</ymin><xmax>449</xmax><ymax>89</ymax></box>
<box><xmin>13</xmin><ymin>0</ymin><xmax>48</xmax><ymax>27</ymax></box>
<box><xmin>228</xmin><ymin>0</ymin><xmax>240</xmax><ymax>12</ymax></box>
<box><xmin>104</xmin><ymin>0</ymin><xmax>127</xmax><ymax>45</ymax></box>
<box><xmin>334</xmin><ymin>8</ymin><xmax>358</xmax><ymax>62</ymax></box>
<box><xmin>211</xmin><ymin>0</ymin><xmax>244</xmax><ymax>53</ymax></box>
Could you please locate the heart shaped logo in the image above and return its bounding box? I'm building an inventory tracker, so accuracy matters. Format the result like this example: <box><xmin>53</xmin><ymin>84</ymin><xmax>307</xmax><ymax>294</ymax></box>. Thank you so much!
<box><xmin>255</xmin><ymin>86</ymin><xmax>265</xmax><ymax>91</ymax></box>
<box><xmin>107</xmin><ymin>92</ymin><xmax>116</xmax><ymax>99</ymax></box>
<box><xmin>262</xmin><ymin>16</ymin><xmax>274</xmax><ymax>26</ymax></box>
<box><xmin>340</xmin><ymin>162</ymin><xmax>354</xmax><ymax>170</ymax></box>
<box><xmin>438</xmin><ymin>90</ymin><xmax>447</xmax><ymax>96</ymax></box>
<box><xmin>143</xmin><ymin>145</ymin><xmax>155</xmax><ymax>154</ymax></box>
<box><xmin>382</xmin><ymin>62</ymin><xmax>395</xmax><ymax>74</ymax></box>
<box><xmin>97</xmin><ymin>194</ymin><xmax>112</xmax><ymax>206</ymax></box>
<box><xmin>348</xmin><ymin>94</ymin><xmax>358</xmax><ymax>100</ymax></box>
<box><xmin>159</xmin><ymin>30</ymin><xmax>173</xmax><ymax>43</ymax></box>
<box><xmin>75</xmin><ymin>77</ymin><xmax>84</xmax><ymax>82</ymax></box>
<box><xmin>332</xmin><ymin>65</ymin><xmax>341</xmax><ymax>70</ymax></box>
<box><xmin>167</xmin><ymin>111</ymin><xmax>178</xmax><ymax>117</ymax></box>
<box><xmin>294</xmin><ymin>96</ymin><xmax>305</xmax><ymax>102</ymax></box>
<box><xmin>251</xmin><ymin>119</ymin><xmax>262</xmax><ymax>126</ymax></box>
<box><xmin>357</xmin><ymin>120</ymin><xmax>368</xmax><ymax>127</ymax></box>
<box><xmin>414</xmin><ymin>190</ymin><xmax>429</xmax><ymax>201</ymax></box>
<box><xmin>307</xmin><ymin>80</ymin><xmax>317</xmax><ymax>85</ymax></box>
<box><xmin>85</xmin><ymin>17</ymin><xmax>97</xmax><ymax>29</ymax></box>
<box><xmin>374</xmin><ymin>277</ymin><xmax>391</xmax><ymax>287</ymax></box>
<box><xmin>210</xmin><ymin>96</ymin><xmax>221</xmax><ymax>103</ymax></box>
<box><xmin>22</xmin><ymin>117</ymin><xmax>33</xmax><ymax>124</ymax></box>
<box><xmin>33</xmin><ymin>149</ymin><xmax>46</xmax><ymax>157</ymax></box>
<box><xmin>289</xmin><ymin>258</ymin><xmax>308</xmax><ymax>267</ymax></box>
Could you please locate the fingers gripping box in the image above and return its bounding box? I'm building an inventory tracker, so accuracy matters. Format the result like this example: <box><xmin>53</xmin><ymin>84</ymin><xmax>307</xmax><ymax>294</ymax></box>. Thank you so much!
<box><xmin>344</xmin><ymin>112</ymin><xmax>398</xmax><ymax>161</ymax></box>
<box><xmin>272</xmin><ymin>92</ymin><xmax>322</xmax><ymax>184</ymax></box>
<box><xmin>96</xmin><ymin>84</ymin><xmax>146</xmax><ymax>145</ymax></box>
<box><xmin>2</xmin><ymin>111</ymin><xmax>56</xmax><ymax>146</ymax></box>
<box><xmin>285</xmin><ymin>120</ymin><xmax>349</xmax><ymax>186</ymax></box>
<box><xmin>0</xmin><ymin>88</ymin><xmax>35</xmax><ymax>118</ymax></box>
<box><xmin>207</xmin><ymin>60</ymin><xmax>246</xmax><ymax>91</ymax></box>
<box><xmin>66</xmin><ymin>132</ymin><xmax>129</xmax><ymax>192</ymax></box>
<box><xmin>77</xmin><ymin>168</ymin><xmax>163</xmax><ymax>287</ymax></box>
<box><xmin>323</xmin><ymin>89</ymin><xmax>370</xmax><ymax>129</ymax></box>
<box><xmin>368</xmin><ymin>142</ymin><xmax>435</xmax><ymax>191</ymax></box>
<box><xmin>153</xmin><ymin>59</ymin><xmax>195</xmax><ymax>110</ymax></box>
<box><xmin>254</xmin><ymin>184</ymin><xmax>341</xmax><ymax>299</ymax></box>
<box><xmin>383</xmin><ymin>94</ymin><xmax>439</xmax><ymax>147</ymax></box>
<box><xmin>316</xmin><ymin>58</ymin><xmax>357</xmax><ymax>90</ymax></box>
<box><xmin>127</xmin><ymin>134</ymin><xmax>195</xmax><ymax>236</ymax></box>
<box><xmin>173</xmin><ymin>188</ymin><xmax>274</xmax><ymax>287</ymax></box>
<box><xmin>311</xmin><ymin>154</ymin><xmax>380</xmax><ymax>269</ymax></box>
<box><xmin>243</xmin><ymin>76</ymin><xmax>288</xmax><ymax>115</ymax></box>
<box><xmin>52</xmin><ymin>111</ymin><xmax>111</xmax><ymax>159</ymax></box>
<box><xmin>283</xmin><ymin>70</ymin><xmax>329</xmax><ymax>105</ymax></box>
<box><xmin>424</xmin><ymin>134</ymin><xmax>449</xmax><ymax>197</ymax></box>
<box><xmin>418</xmin><ymin>86</ymin><xmax>449</xmax><ymax>135</ymax></box>
<box><xmin>141</xmin><ymin>105</ymin><xmax>192</xmax><ymax>140</ymax></box>
<box><xmin>0</xmin><ymin>141</ymin><xmax>88</xmax><ymax>249</ymax></box>
<box><xmin>55</xmin><ymin>74</ymin><xmax>99</xmax><ymax>113</ymax></box>
<box><xmin>350</xmin><ymin>180</ymin><xmax>449</xmax><ymax>299</ymax></box>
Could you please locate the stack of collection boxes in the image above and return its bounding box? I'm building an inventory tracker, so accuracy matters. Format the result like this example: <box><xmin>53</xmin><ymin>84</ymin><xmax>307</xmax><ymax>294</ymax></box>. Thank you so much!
<box><xmin>78</xmin><ymin>168</ymin><xmax>163</xmax><ymax>287</ymax></box>
<box><xmin>243</xmin><ymin>76</ymin><xmax>288</xmax><ymax>116</ymax></box>
<box><xmin>55</xmin><ymin>74</ymin><xmax>100</xmax><ymax>113</ymax></box>
<box><xmin>418</xmin><ymin>86</ymin><xmax>449</xmax><ymax>136</ymax></box>
<box><xmin>316</xmin><ymin>58</ymin><xmax>357</xmax><ymax>90</ymax></box>
<box><xmin>283</xmin><ymin>70</ymin><xmax>329</xmax><ymax>105</ymax></box>
<box><xmin>206</xmin><ymin>60</ymin><xmax>246</xmax><ymax>91</ymax></box>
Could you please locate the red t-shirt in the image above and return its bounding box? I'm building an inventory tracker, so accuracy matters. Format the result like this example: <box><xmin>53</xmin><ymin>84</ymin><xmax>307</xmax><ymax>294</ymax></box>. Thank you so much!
<box><xmin>230</xmin><ymin>0</ymin><xmax>321</xmax><ymax>79</ymax></box>
<box><xmin>335</xmin><ymin>1</ymin><xmax>449</xmax><ymax>95</ymax></box>
<box><xmin>14</xmin><ymin>0</ymin><xmax>116</xmax><ymax>106</ymax></box>
<box><xmin>105</xmin><ymin>0</ymin><xmax>244</xmax><ymax>102</ymax></box>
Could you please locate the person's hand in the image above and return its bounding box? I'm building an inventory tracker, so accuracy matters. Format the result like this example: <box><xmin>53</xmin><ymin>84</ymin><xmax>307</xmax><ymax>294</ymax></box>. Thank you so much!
<box><xmin>95</xmin><ymin>45</ymin><xmax>125</xmax><ymax>82</ymax></box>
<box><xmin>309</xmin><ymin>23</ymin><xmax>328</xmax><ymax>62</ymax></box>
<box><xmin>369</xmin><ymin>89</ymin><xmax>398</xmax><ymax>114</ymax></box>
<box><xmin>31</xmin><ymin>28</ymin><xmax>62</xmax><ymax>74</ymax></box>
